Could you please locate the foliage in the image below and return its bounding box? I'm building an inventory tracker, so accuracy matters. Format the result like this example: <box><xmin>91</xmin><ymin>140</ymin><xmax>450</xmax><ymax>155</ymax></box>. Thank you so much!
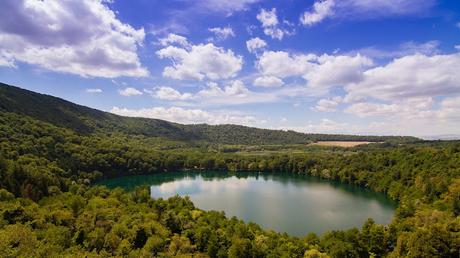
<box><xmin>0</xmin><ymin>83</ymin><xmax>458</xmax><ymax>257</ymax></box>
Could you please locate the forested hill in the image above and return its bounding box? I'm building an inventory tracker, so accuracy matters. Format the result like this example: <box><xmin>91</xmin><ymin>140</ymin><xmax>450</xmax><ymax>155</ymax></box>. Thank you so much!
<box><xmin>0</xmin><ymin>82</ymin><xmax>419</xmax><ymax>144</ymax></box>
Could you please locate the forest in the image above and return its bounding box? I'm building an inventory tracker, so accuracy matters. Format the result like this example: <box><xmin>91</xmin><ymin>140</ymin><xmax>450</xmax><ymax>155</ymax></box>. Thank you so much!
<box><xmin>0</xmin><ymin>84</ymin><xmax>459</xmax><ymax>257</ymax></box>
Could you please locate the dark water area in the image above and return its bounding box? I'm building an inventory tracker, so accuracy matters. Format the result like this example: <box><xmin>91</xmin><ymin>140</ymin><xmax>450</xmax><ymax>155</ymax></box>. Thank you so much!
<box><xmin>99</xmin><ymin>171</ymin><xmax>396</xmax><ymax>236</ymax></box>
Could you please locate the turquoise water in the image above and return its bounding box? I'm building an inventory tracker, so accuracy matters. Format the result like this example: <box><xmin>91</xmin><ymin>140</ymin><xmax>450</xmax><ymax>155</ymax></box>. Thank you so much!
<box><xmin>100</xmin><ymin>171</ymin><xmax>396</xmax><ymax>236</ymax></box>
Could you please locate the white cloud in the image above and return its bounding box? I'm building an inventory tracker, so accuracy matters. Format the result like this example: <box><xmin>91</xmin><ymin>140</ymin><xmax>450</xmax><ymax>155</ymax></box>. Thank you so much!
<box><xmin>246</xmin><ymin>37</ymin><xmax>267</xmax><ymax>54</ymax></box>
<box><xmin>304</xmin><ymin>54</ymin><xmax>373</xmax><ymax>93</ymax></box>
<box><xmin>345</xmin><ymin>53</ymin><xmax>460</xmax><ymax>101</ymax></box>
<box><xmin>0</xmin><ymin>0</ymin><xmax>148</xmax><ymax>78</ymax></box>
<box><xmin>257</xmin><ymin>51</ymin><xmax>372</xmax><ymax>93</ymax></box>
<box><xmin>305</xmin><ymin>119</ymin><xmax>348</xmax><ymax>133</ymax></box>
<box><xmin>300</xmin><ymin>0</ymin><xmax>335</xmax><ymax>26</ymax></box>
<box><xmin>457</xmin><ymin>22</ymin><xmax>460</xmax><ymax>29</ymax></box>
<box><xmin>257</xmin><ymin>8</ymin><xmax>279</xmax><ymax>27</ymax></box>
<box><xmin>158</xmin><ymin>33</ymin><xmax>190</xmax><ymax>47</ymax></box>
<box><xmin>263</xmin><ymin>27</ymin><xmax>286</xmax><ymax>41</ymax></box>
<box><xmin>341</xmin><ymin>96</ymin><xmax>460</xmax><ymax>136</ymax></box>
<box><xmin>209</xmin><ymin>27</ymin><xmax>235</xmax><ymax>40</ymax></box>
<box><xmin>312</xmin><ymin>97</ymin><xmax>341</xmax><ymax>112</ymax></box>
<box><xmin>0</xmin><ymin>53</ymin><xmax>16</xmax><ymax>68</ymax></box>
<box><xmin>195</xmin><ymin>80</ymin><xmax>279</xmax><ymax>105</ymax></box>
<box><xmin>352</xmin><ymin>40</ymin><xmax>440</xmax><ymax>59</ymax></box>
<box><xmin>345</xmin><ymin>102</ymin><xmax>403</xmax><ymax>117</ymax></box>
<box><xmin>455</xmin><ymin>45</ymin><xmax>460</xmax><ymax>51</ymax></box>
<box><xmin>198</xmin><ymin>81</ymin><xmax>249</xmax><ymax>98</ymax></box>
<box><xmin>259</xmin><ymin>51</ymin><xmax>459</xmax><ymax>98</ymax></box>
<box><xmin>142</xmin><ymin>80</ymin><xmax>280</xmax><ymax>106</ymax></box>
<box><xmin>151</xmin><ymin>87</ymin><xmax>193</xmax><ymax>101</ymax></box>
<box><xmin>256</xmin><ymin>8</ymin><xmax>292</xmax><ymax>40</ymax></box>
<box><xmin>253</xmin><ymin>76</ymin><xmax>284</xmax><ymax>87</ymax></box>
<box><xmin>333</xmin><ymin>53</ymin><xmax>460</xmax><ymax>136</ymax></box>
<box><xmin>280</xmin><ymin>119</ymin><xmax>349</xmax><ymax>134</ymax></box>
<box><xmin>438</xmin><ymin>96</ymin><xmax>460</xmax><ymax>122</ymax></box>
<box><xmin>118</xmin><ymin>87</ymin><xmax>143</xmax><ymax>96</ymax></box>
<box><xmin>156</xmin><ymin>43</ymin><xmax>243</xmax><ymax>81</ymax></box>
<box><xmin>85</xmin><ymin>88</ymin><xmax>103</xmax><ymax>93</ymax></box>
<box><xmin>110</xmin><ymin>106</ymin><xmax>263</xmax><ymax>126</ymax></box>
<box><xmin>257</xmin><ymin>51</ymin><xmax>316</xmax><ymax>78</ymax></box>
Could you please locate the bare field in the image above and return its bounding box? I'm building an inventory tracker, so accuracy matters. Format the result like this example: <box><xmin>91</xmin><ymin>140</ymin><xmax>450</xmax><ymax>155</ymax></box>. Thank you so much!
<box><xmin>309</xmin><ymin>141</ymin><xmax>376</xmax><ymax>147</ymax></box>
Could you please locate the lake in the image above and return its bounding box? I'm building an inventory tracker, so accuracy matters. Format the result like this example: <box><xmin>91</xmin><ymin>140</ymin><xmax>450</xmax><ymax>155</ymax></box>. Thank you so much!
<box><xmin>100</xmin><ymin>171</ymin><xmax>396</xmax><ymax>236</ymax></box>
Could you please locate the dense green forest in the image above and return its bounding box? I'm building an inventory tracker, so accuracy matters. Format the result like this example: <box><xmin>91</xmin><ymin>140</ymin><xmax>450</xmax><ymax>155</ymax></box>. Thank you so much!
<box><xmin>0</xmin><ymin>84</ymin><xmax>458</xmax><ymax>257</ymax></box>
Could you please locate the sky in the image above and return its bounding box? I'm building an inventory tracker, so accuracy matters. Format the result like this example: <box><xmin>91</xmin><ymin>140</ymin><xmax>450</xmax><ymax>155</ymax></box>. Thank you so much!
<box><xmin>1</xmin><ymin>0</ymin><xmax>460</xmax><ymax>137</ymax></box>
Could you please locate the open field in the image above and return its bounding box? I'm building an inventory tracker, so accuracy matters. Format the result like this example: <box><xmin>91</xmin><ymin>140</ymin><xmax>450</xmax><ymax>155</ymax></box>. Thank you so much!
<box><xmin>309</xmin><ymin>141</ymin><xmax>377</xmax><ymax>147</ymax></box>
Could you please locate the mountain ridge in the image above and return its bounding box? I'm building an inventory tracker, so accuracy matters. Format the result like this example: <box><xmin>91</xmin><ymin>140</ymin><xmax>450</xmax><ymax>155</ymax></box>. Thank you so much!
<box><xmin>0</xmin><ymin>82</ymin><xmax>420</xmax><ymax>144</ymax></box>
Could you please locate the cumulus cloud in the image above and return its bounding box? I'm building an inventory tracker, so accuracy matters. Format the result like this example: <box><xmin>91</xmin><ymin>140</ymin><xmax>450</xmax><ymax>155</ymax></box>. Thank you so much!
<box><xmin>304</xmin><ymin>119</ymin><xmax>348</xmax><ymax>133</ymax></box>
<box><xmin>256</xmin><ymin>8</ymin><xmax>292</xmax><ymax>40</ymax></box>
<box><xmin>151</xmin><ymin>87</ymin><xmax>193</xmax><ymax>101</ymax></box>
<box><xmin>0</xmin><ymin>0</ymin><xmax>148</xmax><ymax>78</ymax></box>
<box><xmin>257</xmin><ymin>50</ymin><xmax>459</xmax><ymax>101</ymax></box>
<box><xmin>118</xmin><ymin>87</ymin><xmax>143</xmax><ymax>96</ymax></box>
<box><xmin>198</xmin><ymin>81</ymin><xmax>249</xmax><ymax>98</ymax></box>
<box><xmin>312</xmin><ymin>97</ymin><xmax>342</xmax><ymax>112</ymax></box>
<box><xmin>257</xmin><ymin>51</ymin><xmax>372</xmax><ymax>93</ymax></box>
<box><xmin>345</xmin><ymin>102</ymin><xmax>404</xmax><ymax>118</ymax></box>
<box><xmin>253</xmin><ymin>76</ymin><xmax>284</xmax><ymax>87</ymax></box>
<box><xmin>85</xmin><ymin>88</ymin><xmax>103</xmax><ymax>93</ymax></box>
<box><xmin>342</xmin><ymin>96</ymin><xmax>460</xmax><ymax>136</ymax></box>
<box><xmin>254</xmin><ymin>47</ymin><xmax>460</xmax><ymax>135</ymax></box>
<box><xmin>257</xmin><ymin>8</ymin><xmax>279</xmax><ymax>27</ymax></box>
<box><xmin>300</xmin><ymin>0</ymin><xmax>335</xmax><ymax>26</ymax></box>
<box><xmin>158</xmin><ymin>33</ymin><xmax>190</xmax><ymax>47</ymax></box>
<box><xmin>246</xmin><ymin>37</ymin><xmax>267</xmax><ymax>54</ymax></box>
<box><xmin>304</xmin><ymin>54</ymin><xmax>373</xmax><ymax>93</ymax></box>
<box><xmin>257</xmin><ymin>51</ymin><xmax>316</xmax><ymax>78</ymax></box>
<box><xmin>208</xmin><ymin>27</ymin><xmax>235</xmax><ymax>40</ymax></box>
<box><xmin>110</xmin><ymin>106</ymin><xmax>262</xmax><ymax>126</ymax></box>
<box><xmin>0</xmin><ymin>53</ymin><xmax>16</xmax><ymax>68</ymax></box>
<box><xmin>144</xmin><ymin>80</ymin><xmax>280</xmax><ymax>106</ymax></box>
<box><xmin>345</xmin><ymin>53</ymin><xmax>460</xmax><ymax>101</ymax></box>
<box><xmin>156</xmin><ymin>43</ymin><xmax>243</xmax><ymax>81</ymax></box>
<box><xmin>200</xmin><ymin>80</ymin><xmax>285</xmax><ymax>105</ymax></box>
<box><xmin>438</xmin><ymin>96</ymin><xmax>460</xmax><ymax>122</ymax></box>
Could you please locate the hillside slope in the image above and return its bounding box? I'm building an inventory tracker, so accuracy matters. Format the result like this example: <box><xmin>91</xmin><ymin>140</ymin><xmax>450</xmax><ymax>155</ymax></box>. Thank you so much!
<box><xmin>0</xmin><ymin>82</ymin><xmax>419</xmax><ymax>144</ymax></box>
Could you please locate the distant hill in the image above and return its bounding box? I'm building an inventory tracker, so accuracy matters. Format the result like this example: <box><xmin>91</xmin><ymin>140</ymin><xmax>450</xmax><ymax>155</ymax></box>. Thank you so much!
<box><xmin>422</xmin><ymin>135</ymin><xmax>460</xmax><ymax>141</ymax></box>
<box><xmin>0</xmin><ymin>82</ymin><xmax>420</xmax><ymax>145</ymax></box>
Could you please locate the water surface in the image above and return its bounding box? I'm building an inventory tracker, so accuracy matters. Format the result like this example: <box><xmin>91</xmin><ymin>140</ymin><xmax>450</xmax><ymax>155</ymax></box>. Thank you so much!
<box><xmin>100</xmin><ymin>171</ymin><xmax>396</xmax><ymax>236</ymax></box>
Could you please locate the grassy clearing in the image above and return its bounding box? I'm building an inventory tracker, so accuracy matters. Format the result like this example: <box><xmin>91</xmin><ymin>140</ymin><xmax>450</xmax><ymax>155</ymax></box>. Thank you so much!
<box><xmin>309</xmin><ymin>141</ymin><xmax>376</xmax><ymax>147</ymax></box>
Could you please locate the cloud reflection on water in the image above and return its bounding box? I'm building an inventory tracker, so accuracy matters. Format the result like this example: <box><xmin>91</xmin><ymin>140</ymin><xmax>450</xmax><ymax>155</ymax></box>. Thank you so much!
<box><xmin>139</xmin><ymin>172</ymin><xmax>396</xmax><ymax>236</ymax></box>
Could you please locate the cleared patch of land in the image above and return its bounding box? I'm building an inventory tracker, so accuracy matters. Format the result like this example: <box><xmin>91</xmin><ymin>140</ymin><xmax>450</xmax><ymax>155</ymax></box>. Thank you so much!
<box><xmin>309</xmin><ymin>141</ymin><xmax>376</xmax><ymax>147</ymax></box>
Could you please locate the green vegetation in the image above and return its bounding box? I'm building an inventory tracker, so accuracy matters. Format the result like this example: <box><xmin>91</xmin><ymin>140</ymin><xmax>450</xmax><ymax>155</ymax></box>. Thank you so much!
<box><xmin>0</xmin><ymin>83</ymin><xmax>458</xmax><ymax>257</ymax></box>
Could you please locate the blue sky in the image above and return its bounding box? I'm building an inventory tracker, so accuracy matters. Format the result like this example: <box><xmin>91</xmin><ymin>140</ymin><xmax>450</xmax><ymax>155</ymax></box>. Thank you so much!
<box><xmin>1</xmin><ymin>0</ymin><xmax>460</xmax><ymax>137</ymax></box>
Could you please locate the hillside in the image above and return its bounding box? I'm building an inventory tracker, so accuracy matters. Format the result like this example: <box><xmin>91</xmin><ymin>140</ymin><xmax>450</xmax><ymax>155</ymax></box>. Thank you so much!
<box><xmin>0</xmin><ymin>82</ymin><xmax>458</xmax><ymax>257</ymax></box>
<box><xmin>0</xmin><ymin>82</ymin><xmax>419</xmax><ymax>144</ymax></box>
